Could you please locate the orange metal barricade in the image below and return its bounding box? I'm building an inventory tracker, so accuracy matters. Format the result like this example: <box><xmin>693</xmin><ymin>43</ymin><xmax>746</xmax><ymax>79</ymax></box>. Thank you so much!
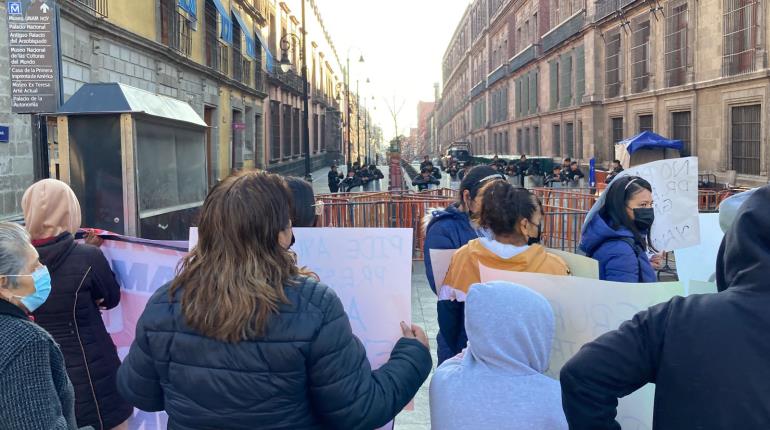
<box><xmin>316</xmin><ymin>188</ymin><xmax>594</xmax><ymax>258</ymax></box>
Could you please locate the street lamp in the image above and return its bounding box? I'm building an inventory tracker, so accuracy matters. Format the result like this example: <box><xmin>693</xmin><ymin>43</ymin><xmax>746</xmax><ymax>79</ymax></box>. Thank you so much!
<box><xmin>279</xmin><ymin>0</ymin><xmax>312</xmax><ymax>181</ymax></box>
<box><xmin>345</xmin><ymin>48</ymin><xmax>365</xmax><ymax>170</ymax></box>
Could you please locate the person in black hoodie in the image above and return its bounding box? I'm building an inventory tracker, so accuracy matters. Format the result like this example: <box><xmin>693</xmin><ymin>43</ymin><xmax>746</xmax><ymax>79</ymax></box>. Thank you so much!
<box><xmin>340</xmin><ymin>170</ymin><xmax>363</xmax><ymax>192</ymax></box>
<box><xmin>560</xmin><ymin>184</ymin><xmax>770</xmax><ymax>429</ymax></box>
<box><xmin>21</xmin><ymin>179</ymin><xmax>132</xmax><ymax>430</ymax></box>
<box><xmin>413</xmin><ymin>168</ymin><xmax>441</xmax><ymax>191</ymax></box>
<box><xmin>327</xmin><ymin>165</ymin><xmax>343</xmax><ymax>193</ymax></box>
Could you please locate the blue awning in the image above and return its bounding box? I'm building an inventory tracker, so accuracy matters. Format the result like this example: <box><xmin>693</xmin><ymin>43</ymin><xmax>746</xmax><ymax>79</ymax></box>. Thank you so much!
<box><xmin>254</xmin><ymin>29</ymin><xmax>275</xmax><ymax>72</ymax></box>
<box><xmin>619</xmin><ymin>131</ymin><xmax>684</xmax><ymax>154</ymax></box>
<box><xmin>231</xmin><ymin>9</ymin><xmax>256</xmax><ymax>58</ymax></box>
<box><xmin>210</xmin><ymin>0</ymin><xmax>232</xmax><ymax>44</ymax></box>
<box><xmin>178</xmin><ymin>0</ymin><xmax>196</xmax><ymax>19</ymax></box>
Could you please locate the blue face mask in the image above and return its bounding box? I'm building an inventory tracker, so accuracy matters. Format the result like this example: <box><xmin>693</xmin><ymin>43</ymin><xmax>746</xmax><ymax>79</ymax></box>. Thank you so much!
<box><xmin>9</xmin><ymin>267</ymin><xmax>52</xmax><ymax>312</ymax></box>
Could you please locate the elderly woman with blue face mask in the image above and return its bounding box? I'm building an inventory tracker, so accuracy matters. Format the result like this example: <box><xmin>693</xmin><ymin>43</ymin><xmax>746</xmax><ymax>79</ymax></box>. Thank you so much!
<box><xmin>0</xmin><ymin>222</ymin><xmax>78</xmax><ymax>429</ymax></box>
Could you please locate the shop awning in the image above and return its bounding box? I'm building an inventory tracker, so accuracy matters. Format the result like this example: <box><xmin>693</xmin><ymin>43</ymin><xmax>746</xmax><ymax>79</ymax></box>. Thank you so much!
<box><xmin>178</xmin><ymin>0</ymin><xmax>196</xmax><ymax>19</ymax></box>
<box><xmin>57</xmin><ymin>83</ymin><xmax>207</xmax><ymax>127</ymax></box>
<box><xmin>210</xmin><ymin>0</ymin><xmax>233</xmax><ymax>44</ymax></box>
<box><xmin>254</xmin><ymin>29</ymin><xmax>275</xmax><ymax>72</ymax></box>
<box><xmin>231</xmin><ymin>9</ymin><xmax>256</xmax><ymax>58</ymax></box>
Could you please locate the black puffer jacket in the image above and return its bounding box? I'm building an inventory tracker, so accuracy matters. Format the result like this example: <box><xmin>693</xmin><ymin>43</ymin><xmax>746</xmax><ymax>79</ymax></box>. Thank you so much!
<box><xmin>33</xmin><ymin>233</ymin><xmax>132</xmax><ymax>430</ymax></box>
<box><xmin>117</xmin><ymin>276</ymin><xmax>432</xmax><ymax>430</ymax></box>
<box><xmin>560</xmin><ymin>184</ymin><xmax>770</xmax><ymax>429</ymax></box>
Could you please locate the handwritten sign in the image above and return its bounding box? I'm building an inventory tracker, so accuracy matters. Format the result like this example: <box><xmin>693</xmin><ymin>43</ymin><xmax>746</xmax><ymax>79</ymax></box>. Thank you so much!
<box><xmin>547</xmin><ymin>249</ymin><xmax>599</xmax><ymax>279</ymax></box>
<box><xmin>674</xmin><ymin>213</ymin><xmax>723</xmax><ymax>289</ymax></box>
<box><xmin>429</xmin><ymin>249</ymin><xmax>456</xmax><ymax>288</ymax></box>
<box><xmin>586</xmin><ymin>157</ymin><xmax>700</xmax><ymax>251</ymax></box>
<box><xmin>292</xmin><ymin>228</ymin><xmax>413</xmax><ymax>370</ymax></box>
<box><xmin>427</xmin><ymin>247</ymin><xmax>600</xmax><ymax>288</ymax></box>
<box><xmin>478</xmin><ymin>266</ymin><xmax>690</xmax><ymax>429</ymax></box>
<box><xmin>101</xmin><ymin>228</ymin><xmax>412</xmax><ymax>430</ymax></box>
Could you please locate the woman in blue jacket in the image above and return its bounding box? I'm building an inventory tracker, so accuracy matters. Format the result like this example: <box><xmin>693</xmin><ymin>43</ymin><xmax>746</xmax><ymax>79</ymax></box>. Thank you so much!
<box><xmin>423</xmin><ymin>165</ymin><xmax>505</xmax><ymax>364</ymax></box>
<box><xmin>579</xmin><ymin>176</ymin><xmax>658</xmax><ymax>282</ymax></box>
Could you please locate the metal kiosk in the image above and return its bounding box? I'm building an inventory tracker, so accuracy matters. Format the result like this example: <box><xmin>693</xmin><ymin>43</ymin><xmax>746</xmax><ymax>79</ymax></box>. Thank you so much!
<box><xmin>55</xmin><ymin>83</ymin><xmax>207</xmax><ymax>240</ymax></box>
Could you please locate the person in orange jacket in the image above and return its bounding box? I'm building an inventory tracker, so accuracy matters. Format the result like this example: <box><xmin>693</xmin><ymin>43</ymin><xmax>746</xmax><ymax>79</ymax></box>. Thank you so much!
<box><xmin>438</xmin><ymin>180</ymin><xmax>569</xmax><ymax>358</ymax></box>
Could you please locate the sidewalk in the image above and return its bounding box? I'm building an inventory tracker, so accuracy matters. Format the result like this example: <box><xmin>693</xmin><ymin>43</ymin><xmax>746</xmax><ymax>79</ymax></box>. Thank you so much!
<box><xmin>394</xmin><ymin>263</ymin><xmax>437</xmax><ymax>429</ymax></box>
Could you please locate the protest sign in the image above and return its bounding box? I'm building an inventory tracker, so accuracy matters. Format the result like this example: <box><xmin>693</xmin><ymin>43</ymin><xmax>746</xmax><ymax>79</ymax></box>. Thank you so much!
<box><xmin>292</xmin><ymin>228</ymin><xmax>413</xmax><ymax>369</ymax></box>
<box><xmin>586</xmin><ymin>157</ymin><xmax>700</xmax><ymax>251</ymax></box>
<box><xmin>427</xmin><ymin>246</ymin><xmax>600</xmax><ymax>288</ymax></box>
<box><xmin>429</xmin><ymin>248</ymin><xmax>457</xmax><ymax>287</ymax></box>
<box><xmin>100</xmin><ymin>228</ymin><xmax>412</xmax><ymax>429</ymax></box>
<box><xmin>674</xmin><ymin>213</ymin><xmax>723</xmax><ymax>289</ymax></box>
<box><xmin>547</xmin><ymin>249</ymin><xmax>599</xmax><ymax>279</ymax></box>
<box><xmin>99</xmin><ymin>236</ymin><xmax>186</xmax><ymax>429</ymax></box>
<box><xmin>478</xmin><ymin>266</ymin><xmax>690</xmax><ymax>430</ymax></box>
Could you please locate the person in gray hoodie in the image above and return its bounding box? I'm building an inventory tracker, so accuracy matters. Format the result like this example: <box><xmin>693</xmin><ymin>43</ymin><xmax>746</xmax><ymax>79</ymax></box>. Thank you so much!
<box><xmin>429</xmin><ymin>281</ymin><xmax>568</xmax><ymax>430</ymax></box>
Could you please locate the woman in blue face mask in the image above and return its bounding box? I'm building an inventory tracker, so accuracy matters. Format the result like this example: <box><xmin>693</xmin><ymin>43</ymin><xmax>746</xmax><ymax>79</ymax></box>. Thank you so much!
<box><xmin>0</xmin><ymin>222</ymin><xmax>78</xmax><ymax>429</ymax></box>
<box><xmin>580</xmin><ymin>176</ymin><xmax>658</xmax><ymax>282</ymax></box>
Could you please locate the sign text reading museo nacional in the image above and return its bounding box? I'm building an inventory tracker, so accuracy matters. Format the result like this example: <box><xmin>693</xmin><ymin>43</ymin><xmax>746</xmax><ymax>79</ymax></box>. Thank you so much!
<box><xmin>7</xmin><ymin>0</ymin><xmax>58</xmax><ymax>113</ymax></box>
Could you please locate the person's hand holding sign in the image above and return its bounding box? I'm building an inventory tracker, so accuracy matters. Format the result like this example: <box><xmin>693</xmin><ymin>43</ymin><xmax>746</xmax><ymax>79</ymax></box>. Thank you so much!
<box><xmin>401</xmin><ymin>321</ymin><xmax>430</xmax><ymax>350</ymax></box>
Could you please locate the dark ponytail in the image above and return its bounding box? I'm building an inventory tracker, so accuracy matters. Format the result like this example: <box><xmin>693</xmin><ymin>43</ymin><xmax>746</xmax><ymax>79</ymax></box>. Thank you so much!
<box><xmin>478</xmin><ymin>181</ymin><xmax>542</xmax><ymax>238</ymax></box>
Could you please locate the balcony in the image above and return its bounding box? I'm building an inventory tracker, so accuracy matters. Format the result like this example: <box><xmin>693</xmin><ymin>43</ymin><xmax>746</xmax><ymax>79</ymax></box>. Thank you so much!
<box><xmin>242</xmin><ymin>0</ymin><xmax>269</xmax><ymax>23</ymax></box>
<box><xmin>269</xmin><ymin>63</ymin><xmax>304</xmax><ymax>94</ymax></box>
<box><xmin>594</xmin><ymin>0</ymin><xmax>641</xmax><ymax>22</ymax></box>
<box><xmin>487</xmin><ymin>63</ymin><xmax>508</xmax><ymax>87</ymax></box>
<box><xmin>470</xmin><ymin>80</ymin><xmax>487</xmax><ymax>99</ymax></box>
<box><xmin>509</xmin><ymin>45</ymin><xmax>537</xmax><ymax>75</ymax></box>
<box><xmin>67</xmin><ymin>0</ymin><xmax>108</xmax><ymax>17</ymax></box>
<box><xmin>542</xmin><ymin>12</ymin><xmax>585</xmax><ymax>53</ymax></box>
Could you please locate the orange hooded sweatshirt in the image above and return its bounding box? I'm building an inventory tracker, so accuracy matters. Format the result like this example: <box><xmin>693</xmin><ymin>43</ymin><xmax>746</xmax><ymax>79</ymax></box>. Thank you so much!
<box><xmin>441</xmin><ymin>239</ymin><xmax>569</xmax><ymax>301</ymax></box>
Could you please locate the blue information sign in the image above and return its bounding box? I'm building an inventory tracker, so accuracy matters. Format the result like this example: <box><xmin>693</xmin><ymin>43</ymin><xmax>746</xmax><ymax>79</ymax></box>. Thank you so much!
<box><xmin>0</xmin><ymin>126</ymin><xmax>9</xmax><ymax>143</ymax></box>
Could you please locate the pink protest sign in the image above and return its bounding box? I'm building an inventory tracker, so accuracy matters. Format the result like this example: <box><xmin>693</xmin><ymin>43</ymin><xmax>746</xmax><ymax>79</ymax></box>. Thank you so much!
<box><xmin>99</xmin><ymin>228</ymin><xmax>412</xmax><ymax>430</ymax></box>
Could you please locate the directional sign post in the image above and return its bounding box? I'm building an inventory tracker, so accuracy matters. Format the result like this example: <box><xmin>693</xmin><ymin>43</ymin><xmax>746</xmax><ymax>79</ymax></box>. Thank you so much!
<box><xmin>7</xmin><ymin>0</ymin><xmax>60</xmax><ymax>114</ymax></box>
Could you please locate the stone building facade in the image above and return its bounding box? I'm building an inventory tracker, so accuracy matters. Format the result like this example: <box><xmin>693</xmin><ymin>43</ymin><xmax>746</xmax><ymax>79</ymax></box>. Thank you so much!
<box><xmin>436</xmin><ymin>0</ymin><xmax>770</xmax><ymax>186</ymax></box>
<box><xmin>0</xmin><ymin>0</ymin><xmax>345</xmax><ymax>219</ymax></box>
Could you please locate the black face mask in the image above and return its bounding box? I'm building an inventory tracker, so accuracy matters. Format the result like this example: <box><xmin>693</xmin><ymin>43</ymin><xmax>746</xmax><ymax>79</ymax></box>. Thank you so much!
<box><xmin>290</xmin><ymin>233</ymin><xmax>296</xmax><ymax>247</ymax></box>
<box><xmin>633</xmin><ymin>208</ymin><xmax>655</xmax><ymax>231</ymax></box>
<box><xmin>527</xmin><ymin>224</ymin><xmax>542</xmax><ymax>246</ymax></box>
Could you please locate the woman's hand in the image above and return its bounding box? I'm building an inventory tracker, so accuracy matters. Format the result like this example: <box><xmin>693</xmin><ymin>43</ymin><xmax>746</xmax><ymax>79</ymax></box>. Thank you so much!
<box><xmin>400</xmin><ymin>321</ymin><xmax>429</xmax><ymax>350</ymax></box>
<box><xmin>650</xmin><ymin>252</ymin><xmax>666</xmax><ymax>270</ymax></box>
<box><xmin>84</xmin><ymin>231</ymin><xmax>104</xmax><ymax>247</ymax></box>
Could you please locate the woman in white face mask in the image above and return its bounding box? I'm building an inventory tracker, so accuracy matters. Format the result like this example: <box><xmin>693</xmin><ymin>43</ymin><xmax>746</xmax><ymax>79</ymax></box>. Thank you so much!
<box><xmin>0</xmin><ymin>222</ymin><xmax>78</xmax><ymax>430</ymax></box>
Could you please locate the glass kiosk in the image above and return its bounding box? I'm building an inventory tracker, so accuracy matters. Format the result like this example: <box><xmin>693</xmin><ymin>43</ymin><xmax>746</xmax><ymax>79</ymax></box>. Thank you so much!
<box><xmin>55</xmin><ymin>83</ymin><xmax>207</xmax><ymax>240</ymax></box>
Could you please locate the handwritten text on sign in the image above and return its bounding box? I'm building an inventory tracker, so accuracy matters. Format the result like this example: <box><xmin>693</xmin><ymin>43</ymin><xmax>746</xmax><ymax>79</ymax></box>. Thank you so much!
<box><xmin>478</xmin><ymin>266</ymin><xmax>689</xmax><ymax>430</ymax></box>
<box><xmin>101</xmin><ymin>228</ymin><xmax>412</xmax><ymax>430</ymax></box>
<box><xmin>292</xmin><ymin>228</ymin><xmax>413</xmax><ymax>369</ymax></box>
<box><xmin>613</xmin><ymin>157</ymin><xmax>700</xmax><ymax>250</ymax></box>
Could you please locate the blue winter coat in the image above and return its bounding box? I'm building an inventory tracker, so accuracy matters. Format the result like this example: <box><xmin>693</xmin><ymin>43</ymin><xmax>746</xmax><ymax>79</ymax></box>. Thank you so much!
<box><xmin>423</xmin><ymin>203</ymin><xmax>480</xmax><ymax>363</ymax></box>
<box><xmin>579</xmin><ymin>213</ymin><xmax>657</xmax><ymax>283</ymax></box>
<box><xmin>117</xmin><ymin>276</ymin><xmax>432</xmax><ymax>430</ymax></box>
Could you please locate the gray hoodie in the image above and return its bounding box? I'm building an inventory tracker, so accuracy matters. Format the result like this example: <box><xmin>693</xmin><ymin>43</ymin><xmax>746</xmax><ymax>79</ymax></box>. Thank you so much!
<box><xmin>429</xmin><ymin>281</ymin><xmax>568</xmax><ymax>430</ymax></box>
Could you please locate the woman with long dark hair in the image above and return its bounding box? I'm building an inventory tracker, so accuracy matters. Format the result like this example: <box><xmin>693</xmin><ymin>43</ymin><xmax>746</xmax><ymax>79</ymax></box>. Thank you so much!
<box><xmin>117</xmin><ymin>170</ymin><xmax>432</xmax><ymax>429</ymax></box>
<box><xmin>580</xmin><ymin>176</ymin><xmax>658</xmax><ymax>282</ymax></box>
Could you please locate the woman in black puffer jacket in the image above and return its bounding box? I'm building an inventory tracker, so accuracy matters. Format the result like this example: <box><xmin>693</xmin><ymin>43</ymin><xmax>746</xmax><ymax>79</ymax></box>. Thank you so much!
<box><xmin>22</xmin><ymin>179</ymin><xmax>132</xmax><ymax>430</ymax></box>
<box><xmin>117</xmin><ymin>170</ymin><xmax>432</xmax><ymax>430</ymax></box>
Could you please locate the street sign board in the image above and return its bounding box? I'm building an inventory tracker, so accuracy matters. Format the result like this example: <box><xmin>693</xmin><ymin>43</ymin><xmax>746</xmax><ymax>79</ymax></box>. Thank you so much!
<box><xmin>7</xmin><ymin>0</ymin><xmax>59</xmax><ymax>113</ymax></box>
<box><xmin>0</xmin><ymin>126</ymin><xmax>8</xmax><ymax>143</ymax></box>
<box><xmin>232</xmin><ymin>122</ymin><xmax>246</xmax><ymax>130</ymax></box>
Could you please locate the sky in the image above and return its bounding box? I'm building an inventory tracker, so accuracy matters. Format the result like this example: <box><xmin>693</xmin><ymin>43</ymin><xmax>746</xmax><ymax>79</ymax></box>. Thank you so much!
<box><xmin>316</xmin><ymin>0</ymin><xmax>472</xmax><ymax>143</ymax></box>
